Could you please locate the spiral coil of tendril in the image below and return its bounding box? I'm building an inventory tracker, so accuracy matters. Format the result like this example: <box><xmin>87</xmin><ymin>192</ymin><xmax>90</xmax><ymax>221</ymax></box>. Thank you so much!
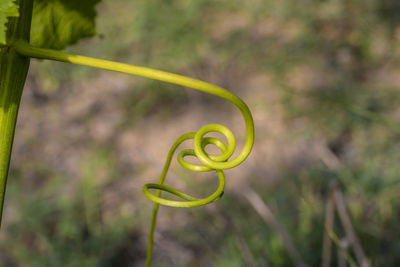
<box><xmin>13</xmin><ymin>40</ymin><xmax>255</xmax><ymax>267</ymax></box>
<box><xmin>141</xmin><ymin>85</ymin><xmax>254</xmax><ymax>209</ymax></box>
<box><xmin>142</xmin><ymin>124</ymin><xmax>235</xmax><ymax>208</ymax></box>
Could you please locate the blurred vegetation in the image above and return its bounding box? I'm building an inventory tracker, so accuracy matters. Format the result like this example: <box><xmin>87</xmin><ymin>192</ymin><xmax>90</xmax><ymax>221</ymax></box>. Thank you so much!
<box><xmin>2</xmin><ymin>0</ymin><xmax>400</xmax><ymax>266</ymax></box>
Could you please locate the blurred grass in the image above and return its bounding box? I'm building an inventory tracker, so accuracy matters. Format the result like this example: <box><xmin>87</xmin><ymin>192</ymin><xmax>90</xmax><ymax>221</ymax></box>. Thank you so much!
<box><xmin>2</xmin><ymin>0</ymin><xmax>400</xmax><ymax>266</ymax></box>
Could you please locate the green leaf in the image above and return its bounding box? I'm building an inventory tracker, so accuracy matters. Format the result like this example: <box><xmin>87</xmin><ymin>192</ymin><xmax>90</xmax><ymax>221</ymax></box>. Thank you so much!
<box><xmin>0</xmin><ymin>0</ymin><xmax>19</xmax><ymax>45</ymax></box>
<box><xmin>30</xmin><ymin>0</ymin><xmax>101</xmax><ymax>50</ymax></box>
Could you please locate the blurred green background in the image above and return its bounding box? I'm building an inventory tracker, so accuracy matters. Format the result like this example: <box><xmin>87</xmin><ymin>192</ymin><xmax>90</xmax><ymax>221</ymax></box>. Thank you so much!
<box><xmin>2</xmin><ymin>0</ymin><xmax>400</xmax><ymax>266</ymax></box>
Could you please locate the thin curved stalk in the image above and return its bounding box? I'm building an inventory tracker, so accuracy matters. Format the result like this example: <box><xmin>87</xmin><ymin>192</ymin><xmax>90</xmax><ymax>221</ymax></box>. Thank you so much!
<box><xmin>12</xmin><ymin>40</ymin><xmax>254</xmax><ymax>168</ymax></box>
<box><xmin>12</xmin><ymin>40</ymin><xmax>255</xmax><ymax>266</ymax></box>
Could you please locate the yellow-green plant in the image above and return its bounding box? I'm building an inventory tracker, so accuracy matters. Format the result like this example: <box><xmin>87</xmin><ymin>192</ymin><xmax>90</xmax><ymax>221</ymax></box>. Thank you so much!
<box><xmin>1</xmin><ymin>0</ymin><xmax>254</xmax><ymax>265</ymax></box>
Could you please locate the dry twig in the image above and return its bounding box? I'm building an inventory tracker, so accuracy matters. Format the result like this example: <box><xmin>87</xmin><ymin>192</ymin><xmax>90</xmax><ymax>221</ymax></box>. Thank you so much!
<box><xmin>242</xmin><ymin>187</ymin><xmax>307</xmax><ymax>267</ymax></box>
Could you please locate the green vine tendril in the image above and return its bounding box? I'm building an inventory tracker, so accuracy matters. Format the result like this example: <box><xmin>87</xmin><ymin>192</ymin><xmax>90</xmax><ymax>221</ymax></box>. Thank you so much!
<box><xmin>12</xmin><ymin>39</ymin><xmax>255</xmax><ymax>266</ymax></box>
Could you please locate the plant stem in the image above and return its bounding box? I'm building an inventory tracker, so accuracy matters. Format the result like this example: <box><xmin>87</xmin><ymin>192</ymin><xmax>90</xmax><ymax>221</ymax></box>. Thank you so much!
<box><xmin>0</xmin><ymin>0</ymin><xmax>33</xmax><ymax>227</ymax></box>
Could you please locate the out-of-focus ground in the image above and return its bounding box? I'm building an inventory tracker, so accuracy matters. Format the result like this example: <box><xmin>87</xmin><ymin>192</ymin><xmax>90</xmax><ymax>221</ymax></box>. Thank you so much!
<box><xmin>1</xmin><ymin>0</ymin><xmax>400</xmax><ymax>266</ymax></box>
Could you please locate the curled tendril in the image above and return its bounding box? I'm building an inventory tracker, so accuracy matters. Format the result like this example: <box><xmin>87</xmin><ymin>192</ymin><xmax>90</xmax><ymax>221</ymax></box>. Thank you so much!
<box><xmin>12</xmin><ymin>39</ymin><xmax>255</xmax><ymax>267</ymax></box>
<box><xmin>142</xmin><ymin>124</ymin><xmax>235</xmax><ymax>208</ymax></box>
<box><xmin>143</xmin><ymin>102</ymin><xmax>253</xmax><ymax>267</ymax></box>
